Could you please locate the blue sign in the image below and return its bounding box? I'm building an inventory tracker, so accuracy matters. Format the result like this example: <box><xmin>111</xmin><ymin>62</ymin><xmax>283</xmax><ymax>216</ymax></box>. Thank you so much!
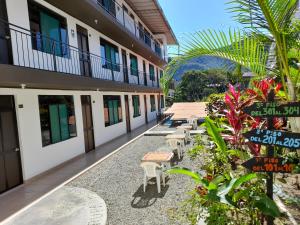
<box><xmin>243</xmin><ymin>129</ymin><xmax>300</xmax><ymax>149</ymax></box>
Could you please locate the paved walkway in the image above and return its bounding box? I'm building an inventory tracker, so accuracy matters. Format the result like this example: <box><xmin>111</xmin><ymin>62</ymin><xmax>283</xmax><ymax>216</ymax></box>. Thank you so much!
<box><xmin>0</xmin><ymin>121</ymin><xmax>157</xmax><ymax>222</ymax></box>
<box><xmin>4</xmin><ymin>186</ymin><xmax>107</xmax><ymax>225</ymax></box>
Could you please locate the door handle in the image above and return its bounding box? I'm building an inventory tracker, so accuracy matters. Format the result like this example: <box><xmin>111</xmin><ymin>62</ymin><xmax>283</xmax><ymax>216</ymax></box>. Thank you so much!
<box><xmin>15</xmin><ymin>148</ymin><xmax>20</xmax><ymax>152</ymax></box>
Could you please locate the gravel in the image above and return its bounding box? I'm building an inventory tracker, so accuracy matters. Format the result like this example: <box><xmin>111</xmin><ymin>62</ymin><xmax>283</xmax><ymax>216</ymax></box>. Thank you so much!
<box><xmin>69</xmin><ymin>126</ymin><xmax>200</xmax><ymax>225</ymax></box>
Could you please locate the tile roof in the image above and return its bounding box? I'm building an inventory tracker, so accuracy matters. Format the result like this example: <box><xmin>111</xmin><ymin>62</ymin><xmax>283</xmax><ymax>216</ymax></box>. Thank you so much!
<box><xmin>164</xmin><ymin>102</ymin><xmax>207</xmax><ymax>120</ymax></box>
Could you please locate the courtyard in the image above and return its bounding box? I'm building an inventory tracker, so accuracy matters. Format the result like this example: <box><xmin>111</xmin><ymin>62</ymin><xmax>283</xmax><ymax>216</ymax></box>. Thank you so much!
<box><xmin>3</xmin><ymin>124</ymin><xmax>202</xmax><ymax>225</ymax></box>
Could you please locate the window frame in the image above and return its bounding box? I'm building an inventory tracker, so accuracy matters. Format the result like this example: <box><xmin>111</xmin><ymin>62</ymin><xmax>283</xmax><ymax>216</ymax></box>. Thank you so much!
<box><xmin>28</xmin><ymin>1</ymin><xmax>69</xmax><ymax>57</ymax></box>
<box><xmin>100</xmin><ymin>38</ymin><xmax>120</xmax><ymax>72</ymax></box>
<box><xmin>160</xmin><ymin>70</ymin><xmax>164</xmax><ymax>79</ymax></box>
<box><xmin>150</xmin><ymin>95</ymin><xmax>156</xmax><ymax>112</ymax></box>
<box><xmin>160</xmin><ymin>95</ymin><xmax>165</xmax><ymax>108</ymax></box>
<box><xmin>132</xmin><ymin>95</ymin><xmax>141</xmax><ymax>118</ymax></box>
<box><xmin>103</xmin><ymin>95</ymin><xmax>123</xmax><ymax>127</ymax></box>
<box><xmin>38</xmin><ymin>95</ymin><xmax>77</xmax><ymax>147</ymax></box>
<box><xmin>149</xmin><ymin>64</ymin><xmax>155</xmax><ymax>81</ymax></box>
<box><xmin>130</xmin><ymin>54</ymin><xmax>138</xmax><ymax>76</ymax></box>
<box><xmin>101</xmin><ymin>0</ymin><xmax>116</xmax><ymax>16</ymax></box>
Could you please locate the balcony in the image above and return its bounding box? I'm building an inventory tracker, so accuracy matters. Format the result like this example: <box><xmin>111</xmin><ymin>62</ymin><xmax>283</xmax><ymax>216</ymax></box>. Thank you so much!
<box><xmin>0</xmin><ymin>20</ymin><xmax>161</xmax><ymax>92</ymax></box>
<box><xmin>96</xmin><ymin>0</ymin><xmax>164</xmax><ymax>59</ymax></box>
<box><xmin>43</xmin><ymin>0</ymin><xmax>167</xmax><ymax>66</ymax></box>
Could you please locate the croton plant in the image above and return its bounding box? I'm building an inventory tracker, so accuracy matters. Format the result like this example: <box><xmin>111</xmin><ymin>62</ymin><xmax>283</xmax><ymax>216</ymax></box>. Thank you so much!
<box><xmin>217</xmin><ymin>78</ymin><xmax>284</xmax><ymax>156</ymax></box>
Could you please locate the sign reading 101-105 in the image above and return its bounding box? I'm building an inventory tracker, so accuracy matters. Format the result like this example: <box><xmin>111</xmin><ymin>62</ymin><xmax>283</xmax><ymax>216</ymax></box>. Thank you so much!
<box><xmin>242</xmin><ymin>157</ymin><xmax>294</xmax><ymax>173</ymax></box>
<box><xmin>243</xmin><ymin>129</ymin><xmax>300</xmax><ymax>149</ymax></box>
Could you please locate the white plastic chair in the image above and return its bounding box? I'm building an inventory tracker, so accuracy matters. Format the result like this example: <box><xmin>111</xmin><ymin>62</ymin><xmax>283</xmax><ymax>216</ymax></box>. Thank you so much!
<box><xmin>176</xmin><ymin>129</ymin><xmax>190</xmax><ymax>144</ymax></box>
<box><xmin>167</xmin><ymin>139</ymin><xmax>183</xmax><ymax>159</ymax></box>
<box><xmin>140</xmin><ymin>162</ymin><xmax>166</xmax><ymax>193</ymax></box>
<box><xmin>188</xmin><ymin>118</ymin><xmax>197</xmax><ymax>130</ymax></box>
<box><xmin>186</xmin><ymin>130</ymin><xmax>192</xmax><ymax>142</ymax></box>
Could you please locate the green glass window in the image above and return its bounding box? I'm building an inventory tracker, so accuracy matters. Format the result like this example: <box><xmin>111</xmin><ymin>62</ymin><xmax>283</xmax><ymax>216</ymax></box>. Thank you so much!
<box><xmin>100</xmin><ymin>0</ymin><xmax>116</xmax><ymax>16</ymax></box>
<box><xmin>150</xmin><ymin>95</ymin><xmax>156</xmax><ymax>112</ymax></box>
<box><xmin>39</xmin><ymin>95</ymin><xmax>77</xmax><ymax>147</ymax></box>
<box><xmin>149</xmin><ymin>64</ymin><xmax>155</xmax><ymax>81</ymax></box>
<box><xmin>29</xmin><ymin>2</ymin><xmax>68</xmax><ymax>57</ymax></box>
<box><xmin>104</xmin><ymin>95</ymin><xmax>122</xmax><ymax>127</ymax></box>
<box><xmin>160</xmin><ymin>70</ymin><xmax>163</xmax><ymax>79</ymax></box>
<box><xmin>40</xmin><ymin>12</ymin><xmax>61</xmax><ymax>55</ymax></box>
<box><xmin>132</xmin><ymin>95</ymin><xmax>141</xmax><ymax>118</ymax></box>
<box><xmin>130</xmin><ymin>54</ymin><xmax>138</xmax><ymax>76</ymax></box>
<box><xmin>160</xmin><ymin>95</ymin><xmax>165</xmax><ymax>108</ymax></box>
<box><xmin>100</xmin><ymin>39</ymin><xmax>120</xmax><ymax>72</ymax></box>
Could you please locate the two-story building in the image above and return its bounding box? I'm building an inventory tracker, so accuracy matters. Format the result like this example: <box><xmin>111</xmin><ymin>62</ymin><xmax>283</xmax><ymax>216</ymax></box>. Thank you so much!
<box><xmin>0</xmin><ymin>0</ymin><xmax>177</xmax><ymax>194</ymax></box>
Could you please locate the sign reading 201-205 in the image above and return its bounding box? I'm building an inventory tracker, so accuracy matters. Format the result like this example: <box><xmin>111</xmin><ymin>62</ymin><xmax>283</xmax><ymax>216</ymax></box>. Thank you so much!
<box><xmin>244</xmin><ymin>129</ymin><xmax>300</xmax><ymax>149</ymax></box>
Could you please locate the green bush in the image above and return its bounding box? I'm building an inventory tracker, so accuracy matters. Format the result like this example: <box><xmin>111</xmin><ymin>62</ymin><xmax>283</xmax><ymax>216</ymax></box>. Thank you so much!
<box><xmin>205</xmin><ymin>93</ymin><xmax>226</xmax><ymax>118</ymax></box>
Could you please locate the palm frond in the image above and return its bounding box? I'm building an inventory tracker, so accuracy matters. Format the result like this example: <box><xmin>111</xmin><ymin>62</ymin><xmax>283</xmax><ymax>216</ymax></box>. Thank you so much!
<box><xmin>165</xmin><ymin>29</ymin><xmax>268</xmax><ymax>79</ymax></box>
<box><xmin>227</xmin><ymin>0</ymin><xmax>298</xmax><ymax>33</ymax></box>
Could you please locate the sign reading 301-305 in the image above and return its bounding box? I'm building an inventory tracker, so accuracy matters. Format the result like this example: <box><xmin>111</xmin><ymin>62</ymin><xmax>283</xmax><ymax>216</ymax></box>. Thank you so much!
<box><xmin>243</xmin><ymin>102</ymin><xmax>300</xmax><ymax>117</ymax></box>
<box><xmin>243</xmin><ymin>129</ymin><xmax>300</xmax><ymax>149</ymax></box>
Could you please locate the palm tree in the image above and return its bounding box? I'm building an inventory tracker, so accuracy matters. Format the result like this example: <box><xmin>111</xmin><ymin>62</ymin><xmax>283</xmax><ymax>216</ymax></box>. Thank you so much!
<box><xmin>164</xmin><ymin>0</ymin><xmax>300</xmax><ymax>130</ymax></box>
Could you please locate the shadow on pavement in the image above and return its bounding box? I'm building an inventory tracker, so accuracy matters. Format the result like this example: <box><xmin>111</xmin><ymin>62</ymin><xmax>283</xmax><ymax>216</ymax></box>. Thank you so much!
<box><xmin>131</xmin><ymin>179</ymin><xmax>170</xmax><ymax>209</ymax></box>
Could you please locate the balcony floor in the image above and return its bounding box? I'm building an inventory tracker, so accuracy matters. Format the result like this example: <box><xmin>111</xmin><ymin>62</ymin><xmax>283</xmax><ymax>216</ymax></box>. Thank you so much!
<box><xmin>0</xmin><ymin>64</ymin><xmax>161</xmax><ymax>92</ymax></box>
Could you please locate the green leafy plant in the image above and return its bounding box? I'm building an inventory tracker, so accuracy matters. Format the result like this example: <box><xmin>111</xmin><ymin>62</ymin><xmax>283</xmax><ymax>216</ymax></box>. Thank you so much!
<box><xmin>205</xmin><ymin>93</ymin><xmax>226</xmax><ymax>118</ymax></box>
<box><xmin>168</xmin><ymin>117</ymin><xmax>281</xmax><ymax>224</ymax></box>
<box><xmin>168</xmin><ymin>167</ymin><xmax>281</xmax><ymax>224</ymax></box>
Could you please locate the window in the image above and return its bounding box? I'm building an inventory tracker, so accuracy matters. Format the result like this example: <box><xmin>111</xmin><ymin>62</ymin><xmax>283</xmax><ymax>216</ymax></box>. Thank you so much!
<box><xmin>123</xmin><ymin>5</ymin><xmax>129</xmax><ymax>13</ymax></box>
<box><xmin>39</xmin><ymin>95</ymin><xmax>77</xmax><ymax>147</ymax></box>
<box><xmin>100</xmin><ymin>39</ymin><xmax>120</xmax><ymax>71</ymax></box>
<box><xmin>144</xmin><ymin>29</ymin><xmax>151</xmax><ymax>47</ymax></box>
<box><xmin>160</xmin><ymin>95</ymin><xmax>165</xmax><ymax>108</ymax></box>
<box><xmin>155</xmin><ymin>41</ymin><xmax>162</xmax><ymax>56</ymax></box>
<box><xmin>130</xmin><ymin>54</ymin><xmax>138</xmax><ymax>76</ymax></box>
<box><xmin>132</xmin><ymin>95</ymin><xmax>141</xmax><ymax>117</ymax></box>
<box><xmin>104</xmin><ymin>95</ymin><xmax>122</xmax><ymax>127</ymax></box>
<box><xmin>150</xmin><ymin>95</ymin><xmax>156</xmax><ymax>112</ymax></box>
<box><xmin>138</xmin><ymin>22</ymin><xmax>144</xmax><ymax>41</ymax></box>
<box><xmin>156</xmin><ymin>68</ymin><xmax>159</xmax><ymax>84</ymax></box>
<box><xmin>160</xmin><ymin>70</ymin><xmax>164</xmax><ymax>79</ymax></box>
<box><xmin>149</xmin><ymin>64</ymin><xmax>155</xmax><ymax>81</ymax></box>
<box><xmin>29</xmin><ymin>2</ymin><xmax>69</xmax><ymax>57</ymax></box>
<box><xmin>129</xmin><ymin>13</ymin><xmax>135</xmax><ymax>20</ymax></box>
<box><xmin>100</xmin><ymin>0</ymin><xmax>116</xmax><ymax>16</ymax></box>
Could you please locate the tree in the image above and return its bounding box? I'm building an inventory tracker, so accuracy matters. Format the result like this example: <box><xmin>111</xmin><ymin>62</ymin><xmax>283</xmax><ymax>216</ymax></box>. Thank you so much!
<box><xmin>164</xmin><ymin>0</ymin><xmax>300</xmax><ymax>131</ymax></box>
<box><xmin>173</xmin><ymin>70</ymin><xmax>228</xmax><ymax>102</ymax></box>
<box><xmin>231</xmin><ymin>63</ymin><xmax>242</xmax><ymax>83</ymax></box>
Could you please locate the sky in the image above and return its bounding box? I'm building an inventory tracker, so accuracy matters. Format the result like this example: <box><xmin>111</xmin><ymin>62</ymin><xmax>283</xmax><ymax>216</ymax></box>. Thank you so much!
<box><xmin>157</xmin><ymin>0</ymin><xmax>242</xmax><ymax>54</ymax></box>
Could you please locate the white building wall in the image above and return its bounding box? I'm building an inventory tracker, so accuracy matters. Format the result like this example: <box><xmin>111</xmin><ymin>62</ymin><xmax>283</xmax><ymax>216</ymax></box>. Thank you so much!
<box><xmin>0</xmin><ymin>89</ymin><xmax>160</xmax><ymax>180</ymax></box>
<box><xmin>130</xmin><ymin>94</ymin><xmax>146</xmax><ymax>130</ymax></box>
<box><xmin>92</xmin><ymin>91</ymin><xmax>127</xmax><ymax>147</ymax></box>
<box><xmin>2</xmin><ymin>0</ymin><xmax>165</xmax><ymax>181</ymax></box>
<box><xmin>146</xmin><ymin>94</ymin><xmax>158</xmax><ymax>121</ymax></box>
<box><xmin>0</xmin><ymin>89</ymin><xmax>85</xmax><ymax>180</ymax></box>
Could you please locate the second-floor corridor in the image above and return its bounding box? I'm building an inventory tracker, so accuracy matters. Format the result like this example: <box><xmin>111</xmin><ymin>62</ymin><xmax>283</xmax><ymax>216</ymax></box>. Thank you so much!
<box><xmin>0</xmin><ymin>0</ymin><xmax>166</xmax><ymax>89</ymax></box>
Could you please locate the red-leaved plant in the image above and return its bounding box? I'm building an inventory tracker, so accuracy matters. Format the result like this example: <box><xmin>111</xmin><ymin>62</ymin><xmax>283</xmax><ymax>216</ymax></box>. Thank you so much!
<box><xmin>222</xmin><ymin>84</ymin><xmax>261</xmax><ymax>156</ymax></box>
<box><xmin>246</xmin><ymin>78</ymin><xmax>285</xmax><ymax>130</ymax></box>
<box><xmin>211</xmin><ymin>78</ymin><xmax>284</xmax><ymax>157</ymax></box>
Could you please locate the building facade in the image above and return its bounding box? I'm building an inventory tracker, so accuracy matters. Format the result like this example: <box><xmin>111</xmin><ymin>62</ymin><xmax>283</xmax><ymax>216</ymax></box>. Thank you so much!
<box><xmin>0</xmin><ymin>0</ymin><xmax>177</xmax><ymax>194</ymax></box>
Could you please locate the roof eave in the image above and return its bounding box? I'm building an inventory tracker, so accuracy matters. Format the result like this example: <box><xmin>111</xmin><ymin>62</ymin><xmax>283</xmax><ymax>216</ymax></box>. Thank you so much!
<box><xmin>152</xmin><ymin>0</ymin><xmax>178</xmax><ymax>45</ymax></box>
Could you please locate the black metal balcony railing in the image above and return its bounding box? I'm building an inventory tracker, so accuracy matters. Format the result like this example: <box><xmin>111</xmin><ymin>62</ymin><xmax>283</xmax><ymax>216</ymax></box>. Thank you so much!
<box><xmin>0</xmin><ymin>19</ymin><xmax>160</xmax><ymax>88</ymax></box>
<box><xmin>96</xmin><ymin>0</ymin><xmax>166</xmax><ymax>61</ymax></box>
